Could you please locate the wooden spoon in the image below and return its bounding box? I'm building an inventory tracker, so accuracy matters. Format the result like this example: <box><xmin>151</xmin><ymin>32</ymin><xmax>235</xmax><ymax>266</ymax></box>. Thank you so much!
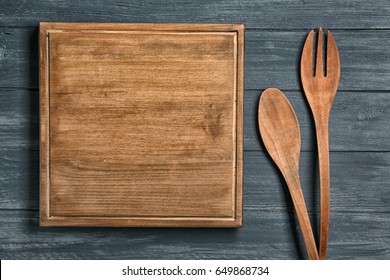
<box><xmin>258</xmin><ymin>88</ymin><xmax>319</xmax><ymax>260</ymax></box>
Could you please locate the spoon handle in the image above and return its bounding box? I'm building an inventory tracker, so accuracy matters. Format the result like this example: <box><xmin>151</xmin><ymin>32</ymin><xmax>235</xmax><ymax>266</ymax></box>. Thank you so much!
<box><xmin>286</xmin><ymin>176</ymin><xmax>319</xmax><ymax>260</ymax></box>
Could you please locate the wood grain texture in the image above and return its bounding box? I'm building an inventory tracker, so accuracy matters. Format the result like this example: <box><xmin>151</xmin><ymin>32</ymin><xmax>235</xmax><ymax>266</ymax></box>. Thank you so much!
<box><xmin>0</xmin><ymin>28</ymin><xmax>38</xmax><ymax>88</ymax></box>
<box><xmin>246</xmin><ymin>30</ymin><xmax>390</xmax><ymax>91</ymax></box>
<box><xmin>0</xmin><ymin>88</ymin><xmax>38</xmax><ymax>149</ymax></box>
<box><xmin>0</xmin><ymin>0</ymin><xmax>389</xmax><ymax>29</ymax></box>
<box><xmin>39</xmin><ymin>23</ymin><xmax>244</xmax><ymax>227</ymax></box>
<box><xmin>0</xmin><ymin>149</ymin><xmax>39</xmax><ymax>210</ymax></box>
<box><xmin>0</xmin><ymin>209</ymin><xmax>388</xmax><ymax>259</ymax></box>
<box><xmin>245</xmin><ymin>151</ymin><xmax>390</xmax><ymax>214</ymax></box>
<box><xmin>2</xmin><ymin>28</ymin><xmax>390</xmax><ymax>91</ymax></box>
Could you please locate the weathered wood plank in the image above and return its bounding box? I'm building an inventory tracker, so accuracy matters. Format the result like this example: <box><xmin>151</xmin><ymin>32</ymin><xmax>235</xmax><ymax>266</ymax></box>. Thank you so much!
<box><xmin>0</xmin><ymin>0</ymin><xmax>389</xmax><ymax>29</ymax></box>
<box><xmin>0</xmin><ymin>209</ymin><xmax>388</xmax><ymax>259</ymax></box>
<box><xmin>1</xmin><ymin>149</ymin><xmax>389</xmax><ymax>214</ymax></box>
<box><xmin>244</xmin><ymin>151</ymin><xmax>390</xmax><ymax>213</ymax></box>
<box><xmin>245</xmin><ymin>90</ymin><xmax>390</xmax><ymax>152</ymax></box>
<box><xmin>1</xmin><ymin>29</ymin><xmax>390</xmax><ymax>90</ymax></box>
<box><xmin>2</xmin><ymin>88</ymin><xmax>390</xmax><ymax>152</ymax></box>
<box><xmin>0</xmin><ymin>28</ymin><xmax>38</xmax><ymax>88</ymax></box>
<box><xmin>0</xmin><ymin>149</ymin><xmax>39</xmax><ymax>210</ymax></box>
<box><xmin>245</xmin><ymin>30</ymin><xmax>390</xmax><ymax>91</ymax></box>
<box><xmin>0</xmin><ymin>88</ymin><xmax>38</xmax><ymax>150</ymax></box>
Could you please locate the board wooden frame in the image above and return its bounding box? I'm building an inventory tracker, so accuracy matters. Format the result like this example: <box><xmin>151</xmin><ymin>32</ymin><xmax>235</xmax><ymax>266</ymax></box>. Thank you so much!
<box><xmin>39</xmin><ymin>22</ymin><xmax>244</xmax><ymax>227</ymax></box>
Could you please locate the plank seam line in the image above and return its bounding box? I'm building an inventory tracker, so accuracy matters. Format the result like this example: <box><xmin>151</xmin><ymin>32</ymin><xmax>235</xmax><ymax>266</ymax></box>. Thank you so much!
<box><xmin>1</xmin><ymin>26</ymin><xmax>390</xmax><ymax>31</ymax></box>
<box><xmin>2</xmin><ymin>148</ymin><xmax>390</xmax><ymax>153</ymax></box>
<box><xmin>246</xmin><ymin>27</ymin><xmax>390</xmax><ymax>32</ymax></box>
<box><xmin>0</xmin><ymin>87</ymin><xmax>38</xmax><ymax>91</ymax></box>
<box><xmin>1</xmin><ymin>208</ymin><xmax>390</xmax><ymax>215</ymax></box>
<box><xmin>244</xmin><ymin>150</ymin><xmax>390</xmax><ymax>153</ymax></box>
<box><xmin>1</xmin><ymin>87</ymin><xmax>390</xmax><ymax>94</ymax></box>
<box><xmin>245</xmin><ymin>89</ymin><xmax>390</xmax><ymax>93</ymax></box>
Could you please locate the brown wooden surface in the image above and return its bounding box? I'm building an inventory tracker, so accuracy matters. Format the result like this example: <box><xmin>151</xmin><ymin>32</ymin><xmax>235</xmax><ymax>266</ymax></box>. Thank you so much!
<box><xmin>39</xmin><ymin>23</ymin><xmax>244</xmax><ymax>227</ymax></box>
<box><xmin>258</xmin><ymin>88</ymin><xmax>319</xmax><ymax>260</ymax></box>
<box><xmin>301</xmin><ymin>28</ymin><xmax>341</xmax><ymax>259</ymax></box>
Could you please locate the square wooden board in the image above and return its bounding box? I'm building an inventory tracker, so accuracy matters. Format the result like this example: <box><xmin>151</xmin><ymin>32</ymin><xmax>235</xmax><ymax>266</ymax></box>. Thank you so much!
<box><xmin>39</xmin><ymin>23</ymin><xmax>244</xmax><ymax>227</ymax></box>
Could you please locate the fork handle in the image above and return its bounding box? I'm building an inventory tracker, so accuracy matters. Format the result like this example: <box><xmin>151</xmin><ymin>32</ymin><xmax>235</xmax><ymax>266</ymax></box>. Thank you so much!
<box><xmin>315</xmin><ymin>121</ymin><xmax>331</xmax><ymax>260</ymax></box>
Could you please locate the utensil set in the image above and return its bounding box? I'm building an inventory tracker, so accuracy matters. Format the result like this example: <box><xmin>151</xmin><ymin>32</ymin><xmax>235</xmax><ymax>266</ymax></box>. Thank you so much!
<box><xmin>258</xmin><ymin>28</ymin><xmax>340</xmax><ymax>260</ymax></box>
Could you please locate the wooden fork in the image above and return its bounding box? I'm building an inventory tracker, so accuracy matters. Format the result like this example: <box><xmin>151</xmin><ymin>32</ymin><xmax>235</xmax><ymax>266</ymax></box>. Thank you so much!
<box><xmin>300</xmin><ymin>28</ymin><xmax>340</xmax><ymax>259</ymax></box>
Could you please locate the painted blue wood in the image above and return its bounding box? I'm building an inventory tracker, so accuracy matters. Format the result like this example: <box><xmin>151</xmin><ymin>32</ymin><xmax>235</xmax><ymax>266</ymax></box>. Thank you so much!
<box><xmin>0</xmin><ymin>209</ymin><xmax>388</xmax><ymax>259</ymax></box>
<box><xmin>0</xmin><ymin>0</ymin><xmax>389</xmax><ymax>29</ymax></box>
<box><xmin>0</xmin><ymin>0</ymin><xmax>389</xmax><ymax>260</ymax></box>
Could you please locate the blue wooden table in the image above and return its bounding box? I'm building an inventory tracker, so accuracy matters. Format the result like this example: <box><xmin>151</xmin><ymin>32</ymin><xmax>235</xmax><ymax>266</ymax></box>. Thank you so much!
<box><xmin>0</xmin><ymin>0</ymin><xmax>389</xmax><ymax>259</ymax></box>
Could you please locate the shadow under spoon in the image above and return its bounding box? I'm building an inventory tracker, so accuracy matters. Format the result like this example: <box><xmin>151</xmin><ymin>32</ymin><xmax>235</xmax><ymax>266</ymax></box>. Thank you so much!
<box><xmin>258</xmin><ymin>88</ymin><xmax>319</xmax><ymax>260</ymax></box>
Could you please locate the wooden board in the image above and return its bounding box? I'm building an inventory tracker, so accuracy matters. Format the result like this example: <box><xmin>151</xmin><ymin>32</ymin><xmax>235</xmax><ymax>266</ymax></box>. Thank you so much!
<box><xmin>39</xmin><ymin>23</ymin><xmax>244</xmax><ymax>227</ymax></box>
